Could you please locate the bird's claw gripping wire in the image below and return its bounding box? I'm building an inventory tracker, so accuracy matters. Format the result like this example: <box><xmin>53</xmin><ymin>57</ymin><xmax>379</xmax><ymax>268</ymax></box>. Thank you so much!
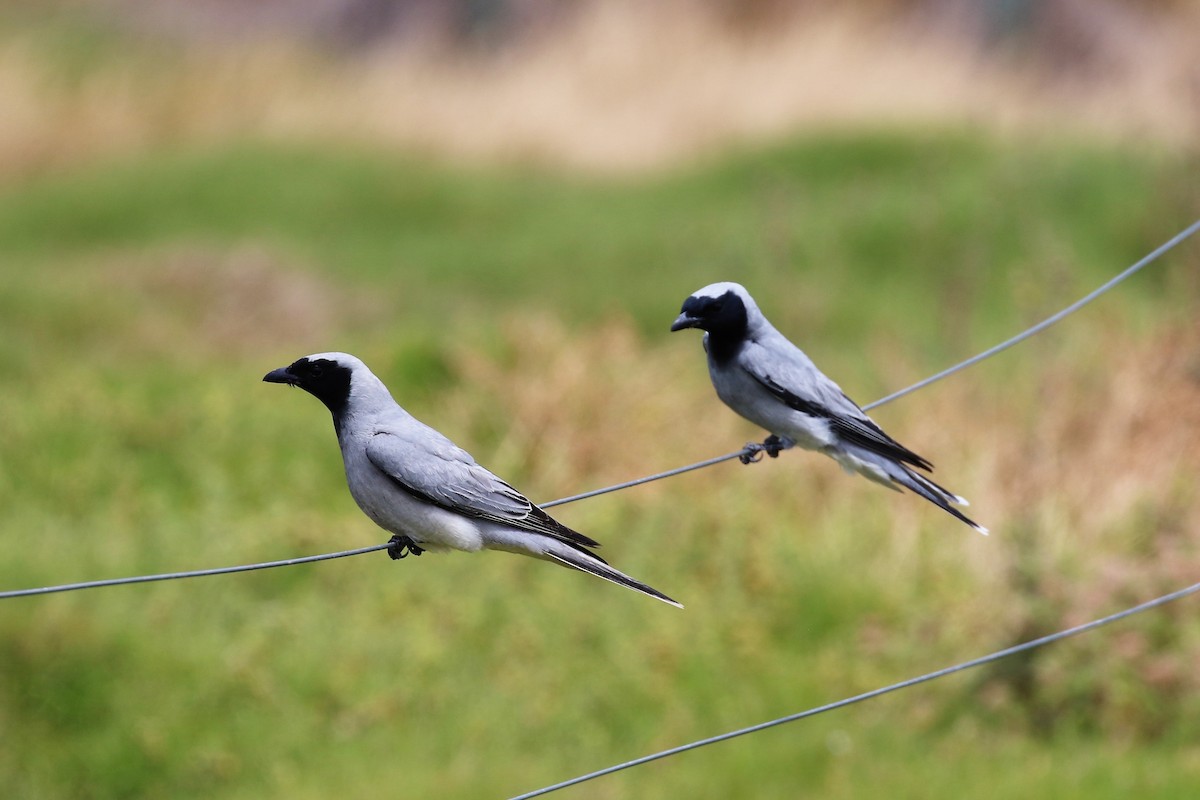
<box><xmin>386</xmin><ymin>535</ymin><xmax>425</xmax><ymax>560</ymax></box>
<box><xmin>738</xmin><ymin>435</ymin><xmax>789</xmax><ymax>464</ymax></box>
<box><xmin>739</xmin><ymin>444</ymin><xmax>765</xmax><ymax>464</ymax></box>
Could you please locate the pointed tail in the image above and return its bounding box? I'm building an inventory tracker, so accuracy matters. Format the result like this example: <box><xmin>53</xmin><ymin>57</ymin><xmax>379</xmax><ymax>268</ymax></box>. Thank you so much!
<box><xmin>895</xmin><ymin>467</ymin><xmax>989</xmax><ymax>535</ymax></box>
<box><xmin>544</xmin><ymin>547</ymin><xmax>683</xmax><ymax>608</ymax></box>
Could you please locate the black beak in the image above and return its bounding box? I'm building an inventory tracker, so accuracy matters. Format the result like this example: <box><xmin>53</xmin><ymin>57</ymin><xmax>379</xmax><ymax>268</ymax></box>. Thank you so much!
<box><xmin>670</xmin><ymin>313</ymin><xmax>702</xmax><ymax>332</ymax></box>
<box><xmin>263</xmin><ymin>367</ymin><xmax>296</xmax><ymax>385</ymax></box>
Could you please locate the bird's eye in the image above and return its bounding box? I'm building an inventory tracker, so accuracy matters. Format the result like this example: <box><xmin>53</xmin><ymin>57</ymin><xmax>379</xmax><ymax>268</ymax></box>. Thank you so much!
<box><xmin>310</xmin><ymin>364</ymin><xmax>324</xmax><ymax>378</ymax></box>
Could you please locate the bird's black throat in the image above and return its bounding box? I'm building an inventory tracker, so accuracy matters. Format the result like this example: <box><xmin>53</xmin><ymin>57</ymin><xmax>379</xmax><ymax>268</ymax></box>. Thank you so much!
<box><xmin>705</xmin><ymin>326</ymin><xmax>745</xmax><ymax>364</ymax></box>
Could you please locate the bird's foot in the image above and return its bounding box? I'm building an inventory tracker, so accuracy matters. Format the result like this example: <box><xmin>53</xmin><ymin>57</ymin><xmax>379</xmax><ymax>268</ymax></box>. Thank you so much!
<box><xmin>739</xmin><ymin>443</ymin><xmax>765</xmax><ymax>464</ymax></box>
<box><xmin>739</xmin><ymin>435</ymin><xmax>789</xmax><ymax>465</ymax></box>
<box><xmin>762</xmin><ymin>435</ymin><xmax>788</xmax><ymax>459</ymax></box>
<box><xmin>387</xmin><ymin>535</ymin><xmax>425</xmax><ymax>560</ymax></box>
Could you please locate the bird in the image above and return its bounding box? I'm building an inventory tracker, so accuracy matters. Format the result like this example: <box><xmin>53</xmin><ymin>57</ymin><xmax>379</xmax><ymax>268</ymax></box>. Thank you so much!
<box><xmin>670</xmin><ymin>282</ymin><xmax>987</xmax><ymax>535</ymax></box>
<box><xmin>263</xmin><ymin>352</ymin><xmax>682</xmax><ymax>606</ymax></box>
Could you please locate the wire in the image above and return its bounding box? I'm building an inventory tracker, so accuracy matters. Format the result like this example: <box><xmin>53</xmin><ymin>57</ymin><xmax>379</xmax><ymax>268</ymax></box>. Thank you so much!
<box><xmin>1</xmin><ymin>219</ymin><xmax>1196</xmax><ymax>602</ymax></box>
<box><xmin>0</xmin><ymin>545</ymin><xmax>391</xmax><ymax>599</ymax></box>
<box><xmin>863</xmin><ymin>218</ymin><xmax>1200</xmax><ymax>411</ymax></box>
<box><xmin>0</xmin><ymin>456</ymin><xmax>751</xmax><ymax>599</ymax></box>
<box><xmin>541</xmin><ymin>449</ymin><xmax>750</xmax><ymax>509</ymax></box>
<box><xmin>508</xmin><ymin>578</ymin><xmax>1200</xmax><ymax>799</ymax></box>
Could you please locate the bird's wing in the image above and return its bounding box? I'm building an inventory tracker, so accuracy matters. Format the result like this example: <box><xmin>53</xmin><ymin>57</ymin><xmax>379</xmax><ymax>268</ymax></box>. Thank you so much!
<box><xmin>365</xmin><ymin>424</ymin><xmax>601</xmax><ymax>550</ymax></box>
<box><xmin>740</xmin><ymin>338</ymin><xmax>933</xmax><ymax>471</ymax></box>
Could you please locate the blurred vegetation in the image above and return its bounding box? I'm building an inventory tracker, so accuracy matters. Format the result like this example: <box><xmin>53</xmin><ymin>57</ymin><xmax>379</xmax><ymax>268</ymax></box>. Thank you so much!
<box><xmin>0</xmin><ymin>2</ymin><xmax>1198</xmax><ymax>798</ymax></box>
<box><xmin>3</xmin><ymin>0</ymin><xmax>1198</xmax><ymax>180</ymax></box>
<box><xmin>0</xmin><ymin>134</ymin><xmax>1193</xmax><ymax>349</ymax></box>
<box><xmin>1</xmin><ymin>127</ymin><xmax>1199</xmax><ymax>799</ymax></box>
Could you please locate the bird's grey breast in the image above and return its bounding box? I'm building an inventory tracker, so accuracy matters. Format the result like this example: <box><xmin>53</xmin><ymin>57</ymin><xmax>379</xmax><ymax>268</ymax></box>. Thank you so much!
<box><xmin>711</xmin><ymin>342</ymin><xmax>836</xmax><ymax>449</ymax></box>
<box><xmin>707</xmin><ymin>346</ymin><xmax>776</xmax><ymax>424</ymax></box>
<box><xmin>338</xmin><ymin>430</ymin><xmax>410</xmax><ymax>529</ymax></box>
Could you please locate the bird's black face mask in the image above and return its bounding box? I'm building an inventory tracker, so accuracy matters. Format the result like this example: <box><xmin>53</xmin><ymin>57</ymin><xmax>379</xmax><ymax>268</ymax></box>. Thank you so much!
<box><xmin>672</xmin><ymin>291</ymin><xmax>747</xmax><ymax>335</ymax></box>
<box><xmin>671</xmin><ymin>290</ymin><xmax>749</xmax><ymax>362</ymax></box>
<box><xmin>264</xmin><ymin>357</ymin><xmax>353</xmax><ymax>416</ymax></box>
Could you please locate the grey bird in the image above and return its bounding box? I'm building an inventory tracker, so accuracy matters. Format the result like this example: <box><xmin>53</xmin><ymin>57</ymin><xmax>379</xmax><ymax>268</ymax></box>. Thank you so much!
<box><xmin>671</xmin><ymin>282</ymin><xmax>987</xmax><ymax>535</ymax></box>
<box><xmin>264</xmin><ymin>352</ymin><xmax>681</xmax><ymax>606</ymax></box>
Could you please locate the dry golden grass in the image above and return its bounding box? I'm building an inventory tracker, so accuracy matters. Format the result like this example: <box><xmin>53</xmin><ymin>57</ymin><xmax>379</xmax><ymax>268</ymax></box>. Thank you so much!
<box><xmin>2</xmin><ymin>2</ymin><xmax>1198</xmax><ymax>177</ymax></box>
<box><xmin>2</xmin><ymin>235</ymin><xmax>1198</xmax><ymax>795</ymax></box>
<box><xmin>434</xmin><ymin>310</ymin><xmax>1200</xmax><ymax>729</ymax></box>
<box><xmin>444</xmin><ymin>309</ymin><xmax>1200</xmax><ymax>562</ymax></box>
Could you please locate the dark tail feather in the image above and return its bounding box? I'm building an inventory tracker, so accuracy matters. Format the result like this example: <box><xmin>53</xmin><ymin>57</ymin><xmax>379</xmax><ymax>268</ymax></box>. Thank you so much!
<box><xmin>545</xmin><ymin>550</ymin><xmax>683</xmax><ymax>608</ymax></box>
<box><xmin>897</xmin><ymin>468</ymin><xmax>989</xmax><ymax>535</ymax></box>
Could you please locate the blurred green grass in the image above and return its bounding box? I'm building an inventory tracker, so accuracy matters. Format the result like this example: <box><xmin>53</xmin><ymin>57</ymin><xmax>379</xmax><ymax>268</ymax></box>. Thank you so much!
<box><xmin>1</xmin><ymin>134</ymin><xmax>1192</xmax><ymax>348</ymax></box>
<box><xmin>0</xmin><ymin>132</ymin><xmax>1198</xmax><ymax>799</ymax></box>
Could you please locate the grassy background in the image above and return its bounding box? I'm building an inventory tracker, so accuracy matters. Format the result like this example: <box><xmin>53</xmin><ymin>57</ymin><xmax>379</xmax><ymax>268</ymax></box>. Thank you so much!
<box><xmin>1</xmin><ymin>127</ymin><xmax>1199</xmax><ymax>799</ymax></box>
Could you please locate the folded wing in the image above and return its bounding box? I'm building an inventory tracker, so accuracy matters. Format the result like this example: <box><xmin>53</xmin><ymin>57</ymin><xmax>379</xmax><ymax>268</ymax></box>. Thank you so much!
<box><xmin>741</xmin><ymin>339</ymin><xmax>933</xmax><ymax>471</ymax></box>
<box><xmin>365</xmin><ymin>425</ymin><xmax>602</xmax><ymax>551</ymax></box>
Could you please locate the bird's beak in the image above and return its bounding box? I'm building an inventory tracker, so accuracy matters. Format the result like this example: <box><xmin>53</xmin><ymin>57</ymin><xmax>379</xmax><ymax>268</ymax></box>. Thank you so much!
<box><xmin>670</xmin><ymin>313</ymin><xmax>702</xmax><ymax>332</ymax></box>
<box><xmin>263</xmin><ymin>367</ymin><xmax>296</xmax><ymax>385</ymax></box>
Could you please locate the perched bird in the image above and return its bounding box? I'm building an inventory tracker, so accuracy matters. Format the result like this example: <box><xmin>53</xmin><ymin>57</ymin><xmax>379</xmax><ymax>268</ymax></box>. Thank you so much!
<box><xmin>264</xmin><ymin>352</ymin><xmax>681</xmax><ymax>606</ymax></box>
<box><xmin>671</xmin><ymin>282</ymin><xmax>987</xmax><ymax>534</ymax></box>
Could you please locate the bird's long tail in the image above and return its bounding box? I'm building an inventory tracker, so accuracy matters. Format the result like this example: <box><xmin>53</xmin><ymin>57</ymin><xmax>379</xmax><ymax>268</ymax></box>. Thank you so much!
<box><xmin>894</xmin><ymin>466</ymin><xmax>989</xmax><ymax>535</ymax></box>
<box><xmin>832</xmin><ymin>445</ymin><xmax>988</xmax><ymax>535</ymax></box>
<box><xmin>544</xmin><ymin>545</ymin><xmax>683</xmax><ymax>608</ymax></box>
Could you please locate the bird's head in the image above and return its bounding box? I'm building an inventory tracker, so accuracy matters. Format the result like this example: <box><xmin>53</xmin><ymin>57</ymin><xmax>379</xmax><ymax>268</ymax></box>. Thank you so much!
<box><xmin>670</xmin><ymin>281</ymin><xmax>756</xmax><ymax>338</ymax></box>
<box><xmin>263</xmin><ymin>352</ymin><xmax>364</xmax><ymax>415</ymax></box>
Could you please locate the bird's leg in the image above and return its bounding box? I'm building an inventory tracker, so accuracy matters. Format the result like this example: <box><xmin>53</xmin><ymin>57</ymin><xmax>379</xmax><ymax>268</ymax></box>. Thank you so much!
<box><xmin>387</xmin><ymin>534</ymin><xmax>425</xmax><ymax>560</ymax></box>
<box><xmin>762</xmin><ymin>434</ymin><xmax>787</xmax><ymax>459</ymax></box>
<box><xmin>739</xmin><ymin>434</ymin><xmax>790</xmax><ymax>464</ymax></box>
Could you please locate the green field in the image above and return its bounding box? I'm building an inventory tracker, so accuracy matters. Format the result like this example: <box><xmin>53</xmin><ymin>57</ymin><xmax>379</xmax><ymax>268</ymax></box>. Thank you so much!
<box><xmin>1</xmin><ymin>133</ymin><xmax>1199</xmax><ymax>798</ymax></box>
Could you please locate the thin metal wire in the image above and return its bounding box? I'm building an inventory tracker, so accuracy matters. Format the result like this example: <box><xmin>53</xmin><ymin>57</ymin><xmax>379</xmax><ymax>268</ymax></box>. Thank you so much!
<box><xmin>0</xmin><ymin>545</ymin><xmax>391</xmax><ymax>599</ymax></box>
<box><xmin>0</xmin><ymin>456</ymin><xmax>752</xmax><ymax>599</ymax></box>
<box><xmin>1</xmin><ymin>219</ymin><xmax>1196</xmax><ymax>602</ymax></box>
<box><xmin>862</xmin><ymin>219</ymin><xmax>1200</xmax><ymax>411</ymax></box>
<box><xmin>541</xmin><ymin>449</ymin><xmax>751</xmax><ymax>509</ymax></box>
<box><xmin>507</xmin><ymin>579</ymin><xmax>1200</xmax><ymax>800</ymax></box>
